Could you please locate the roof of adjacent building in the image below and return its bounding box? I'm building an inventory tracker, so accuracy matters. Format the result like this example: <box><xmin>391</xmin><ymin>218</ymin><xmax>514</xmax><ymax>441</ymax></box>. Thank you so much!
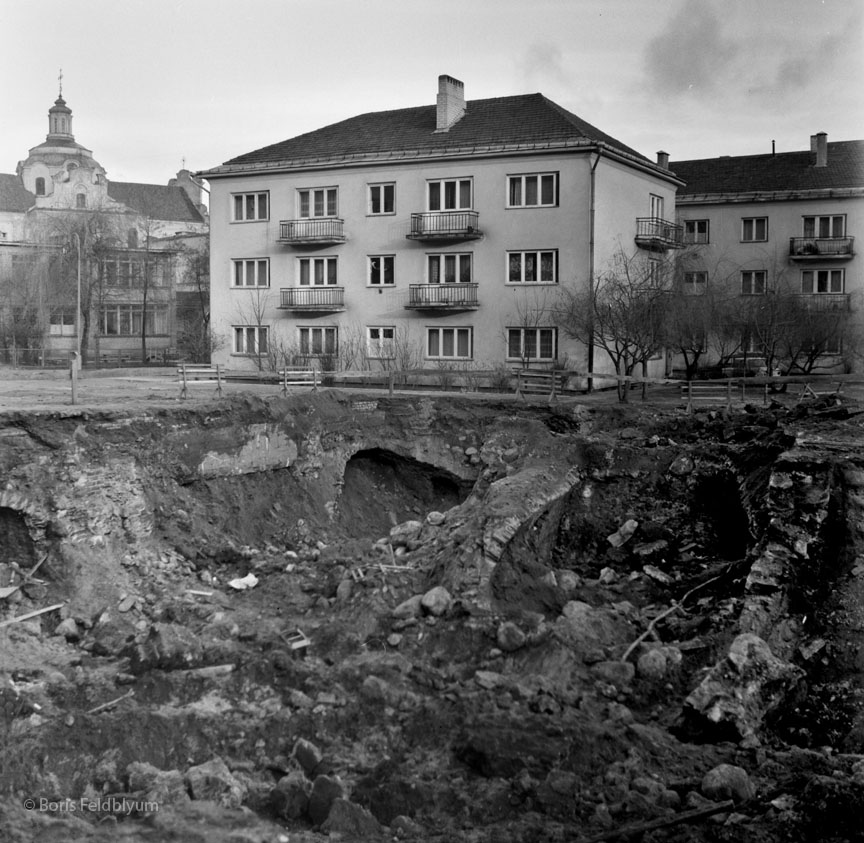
<box><xmin>0</xmin><ymin>173</ymin><xmax>35</xmax><ymax>212</ymax></box>
<box><xmin>671</xmin><ymin>140</ymin><xmax>864</xmax><ymax>196</ymax></box>
<box><xmin>204</xmin><ymin>93</ymin><xmax>656</xmax><ymax>174</ymax></box>
<box><xmin>107</xmin><ymin>182</ymin><xmax>205</xmax><ymax>222</ymax></box>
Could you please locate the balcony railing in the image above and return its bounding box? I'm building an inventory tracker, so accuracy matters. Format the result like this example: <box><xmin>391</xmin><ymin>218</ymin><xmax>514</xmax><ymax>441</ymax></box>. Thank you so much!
<box><xmin>278</xmin><ymin>218</ymin><xmax>346</xmax><ymax>245</ymax></box>
<box><xmin>635</xmin><ymin>217</ymin><xmax>684</xmax><ymax>250</ymax></box>
<box><xmin>279</xmin><ymin>286</ymin><xmax>345</xmax><ymax>311</ymax></box>
<box><xmin>793</xmin><ymin>293</ymin><xmax>851</xmax><ymax>311</ymax></box>
<box><xmin>406</xmin><ymin>211</ymin><xmax>482</xmax><ymax>241</ymax></box>
<box><xmin>789</xmin><ymin>236</ymin><xmax>854</xmax><ymax>259</ymax></box>
<box><xmin>405</xmin><ymin>283</ymin><xmax>479</xmax><ymax>310</ymax></box>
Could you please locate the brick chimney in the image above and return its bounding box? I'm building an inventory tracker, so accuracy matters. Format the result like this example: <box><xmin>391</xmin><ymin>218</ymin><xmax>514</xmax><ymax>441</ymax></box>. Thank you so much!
<box><xmin>815</xmin><ymin>131</ymin><xmax>828</xmax><ymax>167</ymax></box>
<box><xmin>436</xmin><ymin>75</ymin><xmax>466</xmax><ymax>132</ymax></box>
<box><xmin>656</xmin><ymin>151</ymin><xmax>669</xmax><ymax>169</ymax></box>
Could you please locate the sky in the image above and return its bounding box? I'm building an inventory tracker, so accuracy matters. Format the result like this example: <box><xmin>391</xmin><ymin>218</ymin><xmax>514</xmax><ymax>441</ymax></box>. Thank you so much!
<box><xmin>0</xmin><ymin>0</ymin><xmax>861</xmax><ymax>188</ymax></box>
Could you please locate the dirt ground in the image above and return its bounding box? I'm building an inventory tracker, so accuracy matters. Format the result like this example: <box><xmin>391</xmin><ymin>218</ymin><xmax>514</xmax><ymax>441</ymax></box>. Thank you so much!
<box><xmin>1</xmin><ymin>368</ymin><xmax>864</xmax><ymax>842</ymax></box>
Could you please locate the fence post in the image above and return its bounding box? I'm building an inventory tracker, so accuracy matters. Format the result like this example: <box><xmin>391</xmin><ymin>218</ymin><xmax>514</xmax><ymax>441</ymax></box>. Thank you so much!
<box><xmin>687</xmin><ymin>380</ymin><xmax>693</xmax><ymax>414</ymax></box>
<box><xmin>313</xmin><ymin>369</ymin><xmax>318</xmax><ymax>392</ymax></box>
<box><xmin>180</xmin><ymin>363</ymin><xmax>189</xmax><ymax>400</ymax></box>
<box><xmin>215</xmin><ymin>364</ymin><xmax>223</xmax><ymax>397</ymax></box>
<box><xmin>388</xmin><ymin>370</ymin><xmax>394</xmax><ymax>397</ymax></box>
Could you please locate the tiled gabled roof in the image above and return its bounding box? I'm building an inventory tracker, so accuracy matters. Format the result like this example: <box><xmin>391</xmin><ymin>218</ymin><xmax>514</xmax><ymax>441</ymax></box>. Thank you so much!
<box><xmin>107</xmin><ymin>182</ymin><xmax>205</xmax><ymax>222</ymax></box>
<box><xmin>671</xmin><ymin>140</ymin><xmax>864</xmax><ymax>196</ymax></box>
<box><xmin>207</xmin><ymin>93</ymin><xmax>651</xmax><ymax>173</ymax></box>
<box><xmin>0</xmin><ymin>173</ymin><xmax>35</xmax><ymax>212</ymax></box>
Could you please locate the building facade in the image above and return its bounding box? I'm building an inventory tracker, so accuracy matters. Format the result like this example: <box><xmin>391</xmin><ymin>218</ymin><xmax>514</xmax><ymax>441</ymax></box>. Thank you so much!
<box><xmin>0</xmin><ymin>91</ymin><xmax>209</xmax><ymax>365</ymax></box>
<box><xmin>670</xmin><ymin>135</ymin><xmax>864</xmax><ymax>374</ymax></box>
<box><xmin>200</xmin><ymin>75</ymin><xmax>682</xmax><ymax>377</ymax></box>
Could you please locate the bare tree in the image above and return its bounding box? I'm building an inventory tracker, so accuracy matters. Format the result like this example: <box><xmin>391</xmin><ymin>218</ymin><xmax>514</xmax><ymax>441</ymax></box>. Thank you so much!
<box><xmin>233</xmin><ymin>288</ymin><xmax>272</xmax><ymax>371</ymax></box>
<box><xmin>556</xmin><ymin>249</ymin><xmax>668</xmax><ymax>401</ymax></box>
<box><xmin>506</xmin><ymin>288</ymin><xmax>558</xmax><ymax>368</ymax></box>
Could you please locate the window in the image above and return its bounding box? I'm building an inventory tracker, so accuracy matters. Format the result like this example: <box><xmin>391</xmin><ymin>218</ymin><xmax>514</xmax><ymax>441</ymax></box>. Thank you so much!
<box><xmin>298</xmin><ymin>257</ymin><xmax>337</xmax><ymax>286</ymax></box>
<box><xmin>507</xmin><ymin>328</ymin><xmax>557</xmax><ymax>361</ymax></box>
<box><xmin>232</xmin><ymin>192</ymin><xmax>269</xmax><ymax>222</ymax></box>
<box><xmin>233</xmin><ymin>325</ymin><xmax>268</xmax><ymax>355</ymax></box>
<box><xmin>35</xmin><ymin>177</ymin><xmax>45</xmax><ymax>196</ymax></box>
<box><xmin>742</xmin><ymin>217</ymin><xmax>768</xmax><ymax>242</ymax></box>
<box><xmin>232</xmin><ymin>259</ymin><xmax>269</xmax><ymax>288</ymax></box>
<box><xmin>650</xmin><ymin>194</ymin><xmax>664</xmax><ymax>219</ymax></box>
<box><xmin>646</xmin><ymin>257</ymin><xmax>662</xmax><ymax>287</ymax></box>
<box><xmin>426</xmin><ymin>327</ymin><xmax>472</xmax><ymax>359</ymax></box>
<box><xmin>127</xmin><ymin>229</ymin><xmax>138</xmax><ymax>248</ymax></box>
<box><xmin>507</xmin><ymin>173</ymin><xmax>557</xmax><ymax>208</ymax></box>
<box><xmin>507</xmin><ymin>250</ymin><xmax>557</xmax><ymax>284</ymax></box>
<box><xmin>428</xmin><ymin>253</ymin><xmax>472</xmax><ymax>284</ymax></box>
<box><xmin>101</xmin><ymin>305</ymin><xmax>168</xmax><ymax>336</ymax></box>
<box><xmin>683</xmin><ymin>219</ymin><xmax>709</xmax><ymax>244</ymax></box>
<box><xmin>683</xmin><ymin>271</ymin><xmax>708</xmax><ymax>290</ymax></box>
<box><xmin>367</xmin><ymin>326</ymin><xmax>395</xmax><ymax>358</ymax></box>
<box><xmin>299</xmin><ymin>187</ymin><xmax>337</xmax><ymax>218</ymax></box>
<box><xmin>76</xmin><ymin>193</ymin><xmax>86</xmax><ymax>209</ymax></box>
<box><xmin>49</xmin><ymin>309</ymin><xmax>76</xmax><ymax>336</ymax></box>
<box><xmin>802</xmin><ymin>269</ymin><xmax>844</xmax><ymax>293</ymax></box>
<box><xmin>104</xmin><ymin>257</ymin><xmax>147</xmax><ymax>287</ymax></box>
<box><xmin>369</xmin><ymin>183</ymin><xmax>395</xmax><ymax>215</ymax></box>
<box><xmin>741</xmin><ymin>270</ymin><xmax>767</xmax><ymax>295</ymax></box>
<box><xmin>299</xmin><ymin>326</ymin><xmax>337</xmax><ymax>356</ymax></box>
<box><xmin>428</xmin><ymin>178</ymin><xmax>472</xmax><ymax>211</ymax></box>
<box><xmin>803</xmin><ymin>215</ymin><xmax>845</xmax><ymax>238</ymax></box>
<box><xmin>369</xmin><ymin>255</ymin><xmax>395</xmax><ymax>286</ymax></box>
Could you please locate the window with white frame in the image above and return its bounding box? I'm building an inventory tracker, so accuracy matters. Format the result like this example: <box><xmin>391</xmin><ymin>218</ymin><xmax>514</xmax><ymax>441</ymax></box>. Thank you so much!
<box><xmin>507</xmin><ymin>173</ymin><xmax>558</xmax><ymax>208</ymax></box>
<box><xmin>368</xmin><ymin>255</ymin><xmax>395</xmax><ymax>286</ymax></box>
<box><xmin>507</xmin><ymin>327</ymin><xmax>557</xmax><ymax>361</ymax></box>
<box><xmin>742</xmin><ymin>217</ymin><xmax>768</xmax><ymax>242</ymax></box>
<box><xmin>683</xmin><ymin>219</ymin><xmax>709</xmax><ymax>244</ymax></box>
<box><xmin>232</xmin><ymin>192</ymin><xmax>269</xmax><ymax>222</ymax></box>
<box><xmin>299</xmin><ymin>326</ymin><xmax>338</xmax><ymax>356</ymax></box>
<box><xmin>368</xmin><ymin>183</ymin><xmax>395</xmax><ymax>215</ymax></box>
<box><xmin>298</xmin><ymin>187</ymin><xmax>337</xmax><ymax>218</ymax></box>
<box><xmin>507</xmin><ymin>250</ymin><xmax>557</xmax><ymax>284</ymax></box>
<box><xmin>741</xmin><ymin>270</ymin><xmax>767</xmax><ymax>295</ymax></box>
<box><xmin>104</xmin><ymin>257</ymin><xmax>145</xmax><ymax>287</ymax></box>
<box><xmin>428</xmin><ymin>178</ymin><xmax>472</xmax><ymax>211</ymax></box>
<box><xmin>102</xmin><ymin>304</ymin><xmax>168</xmax><ymax>336</ymax></box>
<box><xmin>49</xmin><ymin>309</ymin><xmax>76</xmax><ymax>336</ymax></box>
<box><xmin>428</xmin><ymin>253</ymin><xmax>472</xmax><ymax>284</ymax></box>
<box><xmin>801</xmin><ymin>269</ymin><xmax>844</xmax><ymax>293</ymax></box>
<box><xmin>232</xmin><ymin>258</ymin><xmax>269</xmax><ymax>288</ymax></box>
<box><xmin>650</xmin><ymin>194</ymin><xmax>664</xmax><ymax>219</ymax></box>
<box><xmin>803</xmin><ymin>215</ymin><xmax>845</xmax><ymax>238</ymax></box>
<box><xmin>298</xmin><ymin>256</ymin><xmax>337</xmax><ymax>286</ymax></box>
<box><xmin>367</xmin><ymin>326</ymin><xmax>395</xmax><ymax>358</ymax></box>
<box><xmin>233</xmin><ymin>325</ymin><xmax>268</xmax><ymax>355</ymax></box>
<box><xmin>426</xmin><ymin>327</ymin><xmax>472</xmax><ymax>359</ymax></box>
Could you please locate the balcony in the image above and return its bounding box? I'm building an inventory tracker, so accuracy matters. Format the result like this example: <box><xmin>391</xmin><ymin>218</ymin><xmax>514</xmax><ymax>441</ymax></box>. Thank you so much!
<box><xmin>406</xmin><ymin>211</ymin><xmax>482</xmax><ymax>241</ymax></box>
<box><xmin>635</xmin><ymin>217</ymin><xmax>684</xmax><ymax>250</ymax></box>
<box><xmin>789</xmin><ymin>236</ymin><xmax>854</xmax><ymax>260</ymax></box>
<box><xmin>793</xmin><ymin>293</ymin><xmax>851</xmax><ymax>312</ymax></box>
<box><xmin>405</xmin><ymin>283</ymin><xmax>479</xmax><ymax>310</ymax></box>
<box><xmin>278</xmin><ymin>218</ymin><xmax>346</xmax><ymax>246</ymax></box>
<box><xmin>279</xmin><ymin>286</ymin><xmax>345</xmax><ymax>312</ymax></box>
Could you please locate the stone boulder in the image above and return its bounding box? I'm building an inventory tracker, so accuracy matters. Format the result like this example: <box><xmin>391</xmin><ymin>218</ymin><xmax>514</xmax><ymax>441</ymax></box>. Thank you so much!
<box><xmin>271</xmin><ymin>770</ymin><xmax>310</xmax><ymax>820</ymax></box>
<box><xmin>321</xmin><ymin>798</ymin><xmax>382</xmax><ymax>838</ymax></box>
<box><xmin>389</xmin><ymin>520</ymin><xmax>424</xmax><ymax>549</ymax></box>
<box><xmin>185</xmin><ymin>757</ymin><xmax>246</xmax><ymax>809</ymax></box>
<box><xmin>420</xmin><ymin>586</ymin><xmax>451</xmax><ymax>617</ymax></box>
<box><xmin>308</xmin><ymin>774</ymin><xmax>347</xmax><ymax>826</ymax></box>
<box><xmin>293</xmin><ymin>737</ymin><xmax>324</xmax><ymax>776</ymax></box>
<box><xmin>701</xmin><ymin>764</ymin><xmax>755</xmax><ymax>804</ymax></box>
<box><xmin>684</xmin><ymin>633</ymin><xmax>804</xmax><ymax>741</ymax></box>
<box><xmin>129</xmin><ymin>623</ymin><xmax>204</xmax><ymax>673</ymax></box>
<box><xmin>127</xmin><ymin>762</ymin><xmax>189</xmax><ymax>807</ymax></box>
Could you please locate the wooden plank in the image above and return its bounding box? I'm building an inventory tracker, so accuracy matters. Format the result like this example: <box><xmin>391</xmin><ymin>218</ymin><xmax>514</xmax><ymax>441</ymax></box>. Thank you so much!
<box><xmin>0</xmin><ymin>602</ymin><xmax>66</xmax><ymax>629</ymax></box>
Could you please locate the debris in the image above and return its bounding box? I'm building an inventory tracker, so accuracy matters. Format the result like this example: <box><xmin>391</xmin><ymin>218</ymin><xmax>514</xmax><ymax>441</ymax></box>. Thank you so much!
<box><xmin>642</xmin><ymin>564</ymin><xmax>673</xmax><ymax>583</ymax></box>
<box><xmin>497</xmin><ymin>621</ymin><xmax>527</xmax><ymax>652</ymax></box>
<box><xmin>420</xmin><ymin>586</ymin><xmax>451</xmax><ymax>617</ymax></box>
<box><xmin>228</xmin><ymin>573</ymin><xmax>259</xmax><ymax>590</ymax></box>
<box><xmin>607</xmin><ymin>519</ymin><xmax>638</xmax><ymax>547</ymax></box>
<box><xmin>185</xmin><ymin>756</ymin><xmax>246</xmax><ymax>809</ymax></box>
<box><xmin>281</xmin><ymin>628</ymin><xmax>310</xmax><ymax>657</ymax></box>
<box><xmin>0</xmin><ymin>602</ymin><xmax>66</xmax><ymax>629</ymax></box>
<box><xmin>581</xmin><ymin>799</ymin><xmax>735</xmax><ymax>842</ymax></box>
<box><xmin>86</xmin><ymin>689</ymin><xmax>135</xmax><ymax>715</ymax></box>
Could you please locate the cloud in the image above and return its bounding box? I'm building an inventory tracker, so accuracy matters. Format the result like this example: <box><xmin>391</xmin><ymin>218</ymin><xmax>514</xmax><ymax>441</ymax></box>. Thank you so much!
<box><xmin>518</xmin><ymin>42</ymin><xmax>572</xmax><ymax>92</ymax></box>
<box><xmin>644</xmin><ymin>0</ymin><xmax>740</xmax><ymax>96</ymax></box>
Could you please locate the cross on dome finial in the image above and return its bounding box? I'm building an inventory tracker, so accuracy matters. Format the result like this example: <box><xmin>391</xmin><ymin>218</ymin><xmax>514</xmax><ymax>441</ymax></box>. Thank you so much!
<box><xmin>58</xmin><ymin>68</ymin><xmax>63</xmax><ymax>97</ymax></box>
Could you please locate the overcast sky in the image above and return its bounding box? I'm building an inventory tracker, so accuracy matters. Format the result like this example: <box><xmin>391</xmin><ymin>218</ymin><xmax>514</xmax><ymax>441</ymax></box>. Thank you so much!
<box><xmin>1</xmin><ymin>0</ymin><xmax>861</xmax><ymax>187</ymax></box>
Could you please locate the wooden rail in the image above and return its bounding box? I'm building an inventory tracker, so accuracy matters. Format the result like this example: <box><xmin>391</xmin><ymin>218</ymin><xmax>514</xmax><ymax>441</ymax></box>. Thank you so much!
<box><xmin>279</xmin><ymin>368</ymin><xmax>318</xmax><ymax>395</ymax></box>
<box><xmin>178</xmin><ymin>363</ymin><xmax>225</xmax><ymax>399</ymax></box>
<box><xmin>516</xmin><ymin>369</ymin><xmax>568</xmax><ymax>402</ymax></box>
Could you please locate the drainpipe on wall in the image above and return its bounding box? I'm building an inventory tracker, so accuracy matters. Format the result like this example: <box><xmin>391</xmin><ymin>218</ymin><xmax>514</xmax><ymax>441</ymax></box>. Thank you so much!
<box><xmin>587</xmin><ymin>148</ymin><xmax>601</xmax><ymax>392</ymax></box>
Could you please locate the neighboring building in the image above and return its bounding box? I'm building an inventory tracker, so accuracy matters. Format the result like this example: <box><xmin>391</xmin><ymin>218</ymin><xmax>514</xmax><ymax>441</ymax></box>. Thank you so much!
<box><xmin>670</xmin><ymin>135</ymin><xmax>864</xmax><ymax>373</ymax></box>
<box><xmin>199</xmin><ymin>74</ymin><xmax>683</xmax><ymax>376</ymax></box>
<box><xmin>0</xmin><ymin>90</ymin><xmax>209</xmax><ymax>365</ymax></box>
